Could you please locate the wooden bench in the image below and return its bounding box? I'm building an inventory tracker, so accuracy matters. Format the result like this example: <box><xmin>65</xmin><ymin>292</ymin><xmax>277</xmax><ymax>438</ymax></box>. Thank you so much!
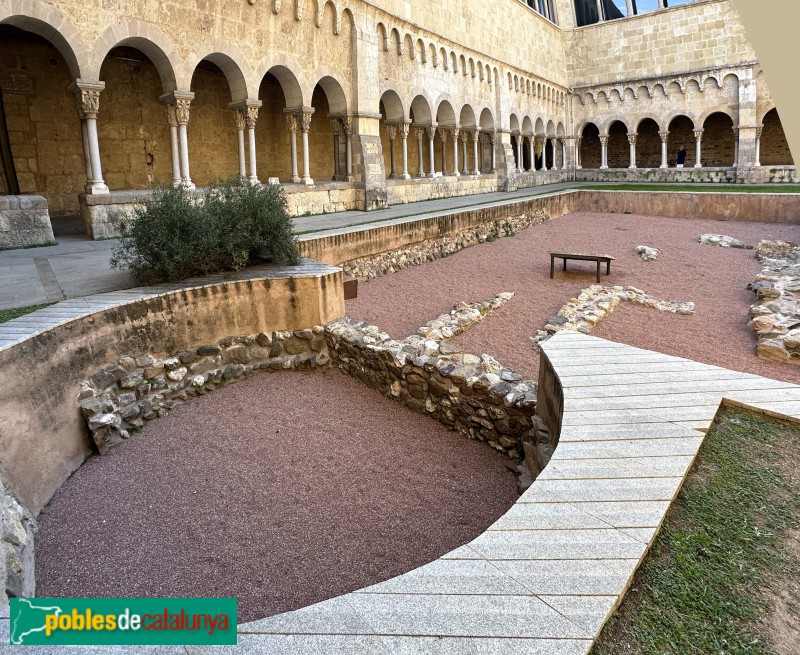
<box><xmin>550</xmin><ymin>252</ymin><xmax>615</xmax><ymax>283</ymax></box>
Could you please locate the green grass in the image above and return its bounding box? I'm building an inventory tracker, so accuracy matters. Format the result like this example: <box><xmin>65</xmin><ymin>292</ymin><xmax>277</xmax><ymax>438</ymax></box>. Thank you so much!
<box><xmin>592</xmin><ymin>407</ymin><xmax>800</xmax><ymax>655</ymax></box>
<box><xmin>0</xmin><ymin>303</ymin><xmax>51</xmax><ymax>324</ymax></box>
<box><xmin>576</xmin><ymin>183</ymin><xmax>800</xmax><ymax>193</ymax></box>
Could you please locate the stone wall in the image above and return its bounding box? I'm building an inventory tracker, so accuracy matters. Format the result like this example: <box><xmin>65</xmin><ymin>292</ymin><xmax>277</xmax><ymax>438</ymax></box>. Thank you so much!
<box><xmin>1</xmin><ymin>477</ymin><xmax>36</xmax><ymax>604</ymax></box>
<box><xmin>386</xmin><ymin>175</ymin><xmax>499</xmax><ymax>205</ymax></box>
<box><xmin>0</xmin><ymin>194</ymin><xmax>54</xmax><ymax>249</ymax></box>
<box><xmin>574</xmin><ymin>168</ymin><xmax>739</xmax><ymax>184</ymax></box>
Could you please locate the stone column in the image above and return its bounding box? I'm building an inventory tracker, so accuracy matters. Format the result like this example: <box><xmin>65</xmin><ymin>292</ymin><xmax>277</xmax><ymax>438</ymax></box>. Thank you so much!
<box><xmin>575</xmin><ymin>136</ymin><xmax>582</xmax><ymax>169</ymax></box>
<box><xmin>489</xmin><ymin>131</ymin><xmax>497</xmax><ymax>174</ymax></box>
<box><xmin>166</xmin><ymin>104</ymin><xmax>182</xmax><ymax>186</ymax></box>
<box><xmin>451</xmin><ymin>128</ymin><xmax>461</xmax><ymax>177</ymax></box>
<box><xmin>285</xmin><ymin>113</ymin><xmax>301</xmax><ymax>183</ymax></box>
<box><xmin>527</xmin><ymin>137</ymin><xmax>535</xmax><ymax>172</ymax></box>
<box><xmin>627</xmin><ymin>133</ymin><xmax>637</xmax><ymax>169</ymax></box>
<box><xmin>471</xmin><ymin>130</ymin><xmax>480</xmax><ymax>175</ymax></box>
<box><xmin>174</xmin><ymin>98</ymin><xmax>194</xmax><ymax>188</ymax></box>
<box><xmin>330</xmin><ymin>118</ymin><xmax>342</xmax><ymax>180</ymax></box>
<box><xmin>659</xmin><ymin>131</ymin><xmax>669</xmax><ymax>168</ymax></box>
<box><xmin>387</xmin><ymin>123</ymin><xmax>397</xmax><ymax>179</ymax></box>
<box><xmin>547</xmin><ymin>138</ymin><xmax>554</xmax><ymax>170</ymax></box>
<box><xmin>415</xmin><ymin>127</ymin><xmax>426</xmax><ymax>177</ymax></box>
<box><xmin>300</xmin><ymin>107</ymin><xmax>314</xmax><ymax>185</ymax></box>
<box><xmin>625</xmin><ymin>0</ymin><xmax>634</xmax><ymax>17</ymax></box>
<box><xmin>461</xmin><ymin>136</ymin><xmax>469</xmax><ymax>175</ymax></box>
<box><xmin>71</xmin><ymin>82</ymin><xmax>109</xmax><ymax>194</ymax></box>
<box><xmin>439</xmin><ymin>127</ymin><xmax>448</xmax><ymax>175</ymax></box>
<box><xmin>693</xmin><ymin>129</ymin><xmax>703</xmax><ymax>168</ymax></box>
<box><xmin>234</xmin><ymin>109</ymin><xmax>247</xmax><ymax>178</ymax></box>
<box><xmin>399</xmin><ymin>122</ymin><xmax>411</xmax><ymax>179</ymax></box>
<box><xmin>245</xmin><ymin>106</ymin><xmax>259</xmax><ymax>184</ymax></box>
<box><xmin>595</xmin><ymin>0</ymin><xmax>604</xmax><ymax>21</ymax></box>
<box><xmin>342</xmin><ymin>117</ymin><xmax>354</xmax><ymax>180</ymax></box>
<box><xmin>599</xmin><ymin>136</ymin><xmax>609</xmax><ymax>169</ymax></box>
<box><xmin>426</xmin><ymin>125</ymin><xmax>438</xmax><ymax>177</ymax></box>
<box><xmin>560</xmin><ymin>138</ymin><xmax>567</xmax><ymax>170</ymax></box>
<box><xmin>732</xmin><ymin>127</ymin><xmax>740</xmax><ymax>168</ymax></box>
<box><xmin>755</xmin><ymin>126</ymin><xmax>762</xmax><ymax>167</ymax></box>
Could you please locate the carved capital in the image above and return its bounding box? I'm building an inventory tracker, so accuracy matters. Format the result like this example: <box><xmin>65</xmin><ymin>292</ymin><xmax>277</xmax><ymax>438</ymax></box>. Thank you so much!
<box><xmin>244</xmin><ymin>106</ymin><xmax>258</xmax><ymax>130</ymax></box>
<box><xmin>693</xmin><ymin>129</ymin><xmax>704</xmax><ymax>142</ymax></box>
<box><xmin>342</xmin><ymin>117</ymin><xmax>353</xmax><ymax>136</ymax></box>
<box><xmin>166</xmin><ymin>103</ymin><xmax>178</xmax><ymax>128</ymax></box>
<box><xmin>425</xmin><ymin>126</ymin><xmax>437</xmax><ymax>141</ymax></box>
<box><xmin>174</xmin><ymin>99</ymin><xmax>191</xmax><ymax>125</ymax></box>
<box><xmin>487</xmin><ymin>131</ymin><xmax>496</xmax><ymax>145</ymax></box>
<box><xmin>659</xmin><ymin>131</ymin><xmax>669</xmax><ymax>143</ymax></box>
<box><xmin>756</xmin><ymin>126</ymin><xmax>763</xmax><ymax>139</ymax></box>
<box><xmin>75</xmin><ymin>89</ymin><xmax>101</xmax><ymax>120</ymax></box>
<box><xmin>575</xmin><ymin>136</ymin><xmax>582</xmax><ymax>147</ymax></box>
<box><xmin>286</xmin><ymin>113</ymin><xmax>298</xmax><ymax>133</ymax></box>
<box><xmin>599</xmin><ymin>136</ymin><xmax>609</xmax><ymax>146</ymax></box>
<box><xmin>470</xmin><ymin>130</ymin><xmax>479</xmax><ymax>144</ymax></box>
<box><xmin>330</xmin><ymin>118</ymin><xmax>341</xmax><ymax>136</ymax></box>
<box><xmin>415</xmin><ymin>127</ymin><xmax>426</xmax><ymax>141</ymax></box>
<box><xmin>398</xmin><ymin>122</ymin><xmax>410</xmax><ymax>139</ymax></box>
<box><xmin>732</xmin><ymin>127</ymin><xmax>740</xmax><ymax>138</ymax></box>
<box><xmin>387</xmin><ymin>123</ymin><xmax>397</xmax><ymax>140</ymax></box>
<box><xmin>234</xmin><ymin>108</ymin><xmax>246</xmax><ymax>131</ymax></box>
<box><xmin>300</xmin><ymin>109</ymin><xmax>313</xmax><ymax>132</ymax></box>
<box><xmin>450</xmin><ymin>128</ymin><xmax>460</xmax><ymax>142</ymax></box>
<box><xmin>627</xmin><ymin>133</ymin><xmax>637</xmax><ymax>146</ymax></box>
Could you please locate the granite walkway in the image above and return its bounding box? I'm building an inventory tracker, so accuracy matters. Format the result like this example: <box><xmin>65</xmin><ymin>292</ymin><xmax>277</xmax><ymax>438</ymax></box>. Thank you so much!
<box><xmin>5</xmin><ymin>330</ymin><xmax>798</xmax><ymax>653</ymax></box>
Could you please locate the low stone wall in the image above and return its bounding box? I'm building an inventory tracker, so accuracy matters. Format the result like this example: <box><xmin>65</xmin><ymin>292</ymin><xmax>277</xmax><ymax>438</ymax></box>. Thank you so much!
<box><xmin>1</xmin><ymin>477</ymin><xmax>35</xmax><ymax>604</ymax></box>
<box><xmin>574</xmin><ymin>167</ymin><xmax>738</xmax><ymax>184</ymax></box>
<box><xmin>532</xmin><ymin>350</ymin><xmax>562</xmax><ymax>476</ymax></box>
<box><xmin>342</xmin><ymin>208</ymin><xmax>550</xmax><ymax>279</ymax></box>
<box><xmin>386</xmin><ymin>175</ymin><xmax>499</xmax><ymax>205</ymax></box>
<box><xmin>0</xmin><ymin>261</ymin><xmax>344</xmax><ymax>515</ymax></box>
<box><xmin>284</xmin><ymin>182</ymin><xmax>364</xmax><ymax>217</ymax></box>
<box><xmin>746</xmin><ymin>166</ymin><xmax>799</xmax><ymax>184</ymax></box>
<box><xmin>80</xmin><ymin>329</ymin><xmax>330</xmax><ymax>454</ymax></box>
<box><xmin>0</xmin><ymin>195</ymin><xmax>55</xmax><ymax>249</ymax></box>
<box><xmin>326</xmin><ymin>318</ymin><xmax>538</xmax><ymax>457</ymax></box>
<box><xmin>506</xmin><ymin>169</ymin><xmax>568</xmax><ymax>191</ymax></box>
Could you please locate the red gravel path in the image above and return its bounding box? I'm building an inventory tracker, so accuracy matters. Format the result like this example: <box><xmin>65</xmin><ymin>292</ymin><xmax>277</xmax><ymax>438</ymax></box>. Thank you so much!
<box><xmin>35</xmin><ymin>369</ymin><xmax>517</xmax><ymax>622</ymax></box>
<box><xmin>347</xmin><ymin>211</ymin><xmax>800</xmax><ymax>385</ymax></box>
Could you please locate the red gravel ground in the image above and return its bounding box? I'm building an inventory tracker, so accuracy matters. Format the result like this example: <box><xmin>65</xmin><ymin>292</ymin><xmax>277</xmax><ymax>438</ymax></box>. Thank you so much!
<box><xmin>347</xmin><ymin>211</ymin><xmax>800</xmax><ymax>385</ymax></box>
<box><xmin>35</xmin><ymin>369</ymin><xmax>518</xmax><ymax>622</ymax></box>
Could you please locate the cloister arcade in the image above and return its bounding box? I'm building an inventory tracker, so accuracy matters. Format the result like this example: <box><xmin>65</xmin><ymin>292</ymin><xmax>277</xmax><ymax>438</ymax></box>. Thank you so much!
<box><xmin>0</xmin><ymin>0</ymin><xmax>795</xmax><ymax>237</ymax></box>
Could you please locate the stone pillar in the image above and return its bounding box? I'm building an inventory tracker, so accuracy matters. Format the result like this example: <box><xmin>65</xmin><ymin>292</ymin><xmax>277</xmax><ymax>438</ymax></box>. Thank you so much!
<box><xmin>489</xmin><ymin>131</ymin><xmax>497</xmax><ymax>174</ymax></box>
<box><xmin>70</xmin><ymin>82</ymin><xmax>109</xmax><ymax>194</ymax></box>
<box><xmin>174</xmin><ymin>97</ymin><xmax>194</xmax><ymax>188</ymax></box>
<box><xmin>285</xmin><ymin>113</ymin><xmax>301</xmax><ymax>183</ymax></box>
<box><xmin>244</xmin><ymin>105</ymin><xmax>259</xmax><ymax>184</ymax></box>
<box><xmin>517</xmin><ymin>135</ymin><xmax>524</xmax><ymax>172</ymax></box>
<box><xmin>166</xmin><ymin>104</ymin><xmax>182</xmax><ymax>186</ymax></box>
<box><xmin>627</xmin><ymin>133</ymin><xmax>637</xmax><ymax>169</ymax></box>
<box><xmin>439</xmin><ymin>127</ymin><xmax>448</xmax><ymax>175</ymax></box>
<box><xmin>451</xmin><ymin>128</ymin><xmax>461</xmax><ymax>177</ymax></box>
<box><xmin>387</xmin><ymin>123</ymin><xmax>397</xmax><ymax>178</ymax></box>
<box><xmin>755</xmin><ymin>126</ymin><xmax>762</xmax><ymax>166</ymax></box>
<box><xmin>732</xmin><ymin>127</ymin><xmax>740</xmax><ymax>168</ymax></box>
<box><xmin>599</xmin><ymin>136</ymin><xmax>609</xmax><ymax>169</ymax></box>
<box><xmin>399</xmin><ymin>122</ymin><xmax>410</xmax><ymax>179</ymax></box>
<box><xmin>659</xmin><ymin>131</ymin><xmax>669</xmax><ymax>168</ymax></box>
<box><xmin>560</xmin><ymin>138</ymin><xmax>567</xmax><ymax>170</ymax></box>
<box><xmin>625</xmin><ymin>0</ymin><xmax>633</xmax><ymax>17</ymax></box>
<box><xmin>595</xmin><ymin>0</ymin><xmax>604</xmax><ymax>21</ymax></box>
<box><xmin>461</xmin><ymin>136</ymin><xmax>468</xmax><ymax>175</ymax></box>
<box><xmin>693</xmin><ymin>129</ymin><xmax>703</xmax><ymax>168</ymax></box>
<box><xmin>415</xmin><ymin>127</ymin><xmax>426</xmax><ymax>177</ymax></box>
<box><xmin>575</xmin><ymin>136</ymin><xmax>582</xmax><ymax>169</ymax></box>
<box><xmin>471</xmin><ymin>130</ymin><xmax>480</xmax><ymax>175</ymax></box>
<box><xmin>300</xmin><ymin>107</ymin><xmax>314</xmax><ymax>185</ymax></box>
<box><xmin>527</xmin><ymin>137</ymin><xmax>535</xmax><ymax>172</ymax></box>
<box><xmin>342</xmin><ymin>117</ymin><xmax>354</xmax><ymax>180</ymax></box>
<box><xmin>330</xmin><ymin>118</ymin><xmax>342</xmax><ymax>180</ymax></box>
<box><xmin>427</xmin><ymin>125</ymin><xmax>438</xmax><ymax>177</ymax></box>
<box><xmin>234</xmin><ymin>109</ymin><xmax>247</xmax><ymax>178</ymax></box>
<box><xmin>547</xmin><ymin>138</ymin><xmax>554</xmax><ymax>170</ymax></box>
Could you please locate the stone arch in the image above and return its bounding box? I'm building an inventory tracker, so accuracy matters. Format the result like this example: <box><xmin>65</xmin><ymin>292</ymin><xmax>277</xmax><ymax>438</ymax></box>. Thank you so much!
<box><xmin>255</xmin><ymin>59</ymin><xmax>304</xmax><ymax>110</ymax></box>
<box><xmin>637</xmin><ymin>85</ymin><xmax>650</xmax><ymax>99</ymax></box>
<box><xmin>651</xmin><ymin>83</ymin><xmax>666</xmax><ymax>98</ymax></box>
<box><xmin>760</xmin><ymin>108</ymin><xmax>794</xmax><ymax>165</ymax></box>
<box><xmin>703</xmin><ymin>74</ymin><xmax>721</xmax><ymax>90</ymax></box>
<box><xmin>701</xmin><ymin>111</ymin><xmax>735</xmax><ymax>167</ymax></box>
<box><xmin>459</xmin><ymin>104</ymin><xmax>477</xmax><ymax>129</ymax></box>
<box><xmin>379</xmin><ymin>89</ymin><xmax>405</xmax><ymax>123</ymax></box>
<box><xmin>315</xmin><ymin>0</ymin><xmax>340</xmax><ymax>34</ymax></box>
<box><xmin>507</xmin><ymin>72</ymin><xmax>512</xmax><ymax>90</ymax></box>
<box><xmin>435</xmin><ymin>98</ymin><xmax>456</xmax><ymax>127</ymax></box>
<box><xmin>311</xmin><ymin>74</ymin><xmax>348</xmax><ymax>114</ymax></box>
<box><xmin>429</xmin><ymin>43</ymin><xmax>437</xmax><ymax>67</ymax></box>
<box><xmin>0</xmin><ymin>0</ymin><xmax>88</xmax><ymax>79</ymax></box>
<box><xmin>308</xmin><ymin>76</ymin><xmax>348</xmax><ymax>180</ymax></box>
<box><xmin>416</xmin><ymin>39</ymin><xmax>426</xmax><ymax>63</ymax></box>
<box><xmin>668</xmin><ymin>114</ymin><xmax>696</xmax><ymax>165</ymax></box>
<box><xmin>469</xmin><ymin>58</ymin><xmax>475</xmax><ymax>78</ymax></box>
<box><xmin>390</xmin><ymin>28</ymin><xmax>402</xmax><ymax>55</ymax></box>
<box><xmin>526</xmin><ymin>80</ymin><xmax>531</xmax><ymax>95</ymax></box>
<box><xmin>606</xmin><ymin>120</ymin><xmax>628</xmax><ymax>168</ymax></box>
<box><xmin>90</xmin><ymin>21</ymin><xmax>181</xmax><ymax>93</ymax></box>
<box><xmin>580</xmin><ymin>122</ymin><xmax>601</xmax><ymax>169</ymax></box>
<box><xmin>450</xmin><ymin>51</ymin><xmax>457</xmax><ymax>73</ymax></box>
<box><xmin>404</xmin><ymin>33</ymin><xmax>414</xmax><ymax>60</ymax></box>
<box><xmin>440</xmin><ymin>47</ymin><xmax>448</xmax><ymax>70</ymax></box>
<box><xmin>633</xmin><ymin>114</ymin><xmax>663</xmax><ymax>133</ymax></box>
<box><xmin>257</xmin><ymin>66</ymin><xmax>302</xmax><ymax>181</ymax></box>
<box><xmin>479</xmin><ymin>108</ymin><xmax>495</xmax><ymax>131</ymax></box>
<box><xmin>556</xmin><ymin>122</ymin><xmax>565</xmax><ymax>137</ymax></box>
<box><xmin>476</xmin><ymin>60</ymin><xmax>483</xmax><ymax>80</ymax></box>
<box><xmin>522</xmin><ymin>116</ymin><xmax>534</xmax><ymax>136</ymax></box>
<box><xmin>410</xmin><ymin>94</ymin><xmax>433</xmax><ymax>125</ymax></box>
<box><xmin>187</xmin><ymin>42</ymin><xmax>251</xmax><ymax>102</ymax></box>
<box><xmin>535</xmin><ymin>117</ymin><xmax>545</xmax><ymax>134</ymax></box>
<box><xmin>666</xmin><ymin>80</ymin><xmax>683</xmax><ymax>96</ymax></box>
<box><xmin>546</xmin><ymin>120</ymin><xmax>556</xmax><ymax>138</ymax></box>
<box><xmin>376</xmin><ymin>22</ymin><xmax>388</xmax><ymax>51</ymax></box>
<box><xmin>684</xmin><ymin>78</ymin><xmax>701</xmax><ymax>93</ymax></box>
<box><xmin>459</xmin><ymin>54</ymin><xmax>466</xmax><ymax>75</ymax></box>
<box><xmin>341</xmin><ymin>6</ymin><xmax>357</xmax><ymax>37</ymax></box>
<box><xmin>636</xmin><ymin>118</ymin><xmax>662</xmax><ymax>168</ymax></box>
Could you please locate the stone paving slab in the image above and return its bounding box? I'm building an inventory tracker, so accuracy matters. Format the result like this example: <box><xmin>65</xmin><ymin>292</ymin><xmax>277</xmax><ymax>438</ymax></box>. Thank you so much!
<box><xmin>376</xmin><ymin>636</ymin><xmax>592</xmax><ymax>655</ymax></box>
<box><xmin>540</xmin><ymin>456</ymin><xmax>695</xmax><ymax>479</ymax></box>
<box><xmin>465</xmin><ymin>528</ymin><xmax>648</xmax><ymax>560</ymax></box>
<box><xmin>552</xmin><ymin>436</ymin><xmax>704</xmax><ymax>458</ymax></box>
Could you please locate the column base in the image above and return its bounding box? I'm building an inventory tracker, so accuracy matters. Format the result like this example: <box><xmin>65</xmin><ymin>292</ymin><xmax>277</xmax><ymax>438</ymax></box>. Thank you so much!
<box><xmin>248</xmin><ymin>176</ymin><xmax>260</xmax><ymax>185</ymax></box>
<box><xmin>628</xmin><ymin>165</ymin><xmax>637</xmax><ymax>170</ymax></box>
<box><xmin>291</xmin><ymin>176</ymin><xmax>302</xmax><ymax>184</ymax></box>
<box><xmin>400</xmin><ymin>173</ymin><xmax>411</xmax><ymax>180</ymax></box>
<box><xmin>85</xmin><ymin>182</ymin><xmax>110</xmax><ymax>195</ymax></box>
<box><xmin>431</xmin><ymin>172</ymin><xmax>443</xmax><ymax>178</ymax></box>
<box><xmin>694</xmin><ymin>164</ymin><xmax>702</xmax><ymax>169</ymax></box>
<box><xmin>576</xmin><ymin>166</ymin><xmax>582</xmax><ymax>170</ymax></box>
<box><xmin>452</xmin><ymin>172</ymin><xmax>461</xmax><ymax>178</ymax></box>
<box><xmin>472</xmin><ymin>171</ymin><xmax>481</xmax><ymax>176</ymax></box>
<box><xmin>303</xmin><ymin>177</ymin><xmax>314</xmax><ymax>186</ymax></box>
<box><xmin>600</xmin><ymin>166</ymin><xmax>609</xmax><ymax>170</ymax></box>
<box><xmin>659</xmin><ymin>164</ymin><xmax>668</xmax><ymax>169</ymax></box>
<box><xmin>417</xmin><ymin>173</ymin><xmax>427</xmax><ymax>178</ymax></box>
<box><xmin>267</xmin><ymin>177</ymin><xmax>281</xmax><ymax>185</ymax></box>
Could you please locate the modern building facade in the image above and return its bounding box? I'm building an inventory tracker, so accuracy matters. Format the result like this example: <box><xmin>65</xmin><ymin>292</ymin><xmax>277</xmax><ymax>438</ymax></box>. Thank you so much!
<box><xmin>0</xmin><ymin>0</ymin><xmax>793</xmax><ymax>239</ymax></box>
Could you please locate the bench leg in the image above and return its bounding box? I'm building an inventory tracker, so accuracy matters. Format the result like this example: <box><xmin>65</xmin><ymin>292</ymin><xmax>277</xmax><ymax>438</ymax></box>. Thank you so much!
<box><xmin>563</xmin><ymin>258</ymin><xmax>567</xmax><ymax>272</ymax></box>
<box><xmin>596</xmin><ymin>260</ymin><xmax>601</xmax><ymax>283</ymax></box>
<box><xmin>550</xmin><ymin>256</ymin><xmax>554</xmax><ymax>279</ymax></box>
<box><xmin>607</xmin><ymin>260</ymin><xmax>611</xmax><ymax>275</ymax></box>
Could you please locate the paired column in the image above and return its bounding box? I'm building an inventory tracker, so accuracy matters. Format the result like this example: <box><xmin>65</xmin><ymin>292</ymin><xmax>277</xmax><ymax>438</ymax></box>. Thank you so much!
<box><xmin>160</xmin><ymin>91</ymin><xmax>195</xmax><ymax>189</ymax></box>
<box><xmin>515</xmin><ymin>135</ymin><xmax>523</xmax><ymax>172</ymax></box>
<box><xmin>285</xmin><ymin>112</ymin><xmax>301</xmax><ymax>183</ymax></box>
<box><xmin>330</xmin><ymin>118</ymin><xmax>342</xmax><ymax>180</ymax></box>
<box><xmin>461</xmin><ymin>135</ymin><xmax>468</xmax><ymax>176</ymax></box>
<box><xmin>693</xmin><ymin>129</ymin><xmax>703</xmax><ymax>168</ymax></box>
<box><xmin>399</xmin><ymin>122</ymin><xmax>411</xmax><ymax>179</ymax></box>
<box><xmin>471</xmin><ymin>130</ymin><xmax>481</xmax><ymax>175</ymax></box>
<box><xmin>415</xmin><ymin>127</ymin><xmax>426</xmax><ymax>177</ymax></box>
<box><xmin>659</xmin><ymin>131</ymin><xmax>669</xmax><ymax>168</ymax></box>
<box><xmin>232</xmin><ymin>102</ymin><xmax>260</xmax><ymax>184</ymax></box>
<box><xmin>342</xmin><ymin>117</ymin><xmax>354</xmax><ymax>180</ymax></box>
<box><xmin>488</xmin><ymin>131</ymin><xmax>497</xmax><ymax>174</ymax></box>
<box><xmin>426</xmin><ymin>125</ymin><xmax>438</xmax><ymax>177</ymax></box>
<box><xmin>166</xmin><ymin>104</ymin><xmax>182</xmax><ymax>186</ymax></box>
<box><xmin>754</xmin><ymin>126</ymin><xmax>762</xmax><ymax>167</ymax></box>
<box><xmin>599</xmin><ymin>136</ymin><xmax>609</xmax><ymax>169</ymax></box>
<box><xmin>560</xmin><ymin>139</ymin><xmax>567</xmax><ymax>171</ymax></box>
<box><xmin>234</xmin><ymin>109</ymin><xmax>247</xmax><ymax>178</ymax></box>
<box><xmin>300</xmin><ymin>107</ymin><xmax>314</xmax><ymax>184</ymax></box>
<box><xmin>439</xmin><ymin>128</ymin><xmax>448</xmax><ymax>175</ymax></box>
<box><xmin>71</xmin><ymin>81</ymin><xmax>109</xmax><ymax>194</ymax></box>
<box><xmin>387</xmin><ymin>124</ymin><xmax>397</xmax><ymax>178</ymax></box>
<box><xmin>627</xmin><ymin>133</ymin><xmax>637</xmax><ymax>169</ymax></box>
<box><xmin>450</xmin><ymin>128</ymin><xmax>461</xmax><ymax>177</ymax></box>
<box><xmin>527</xmin><ymin>137</ymin><xmax>535</xmax><ymax>172</ymax></box>
<box><xmin>575</xmin><ymin>136</ymin><xmax>582</xmax><ymax>169</ymax></box>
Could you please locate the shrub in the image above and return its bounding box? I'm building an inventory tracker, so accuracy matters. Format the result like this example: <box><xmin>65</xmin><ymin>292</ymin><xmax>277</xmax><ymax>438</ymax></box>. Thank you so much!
<box><xmin>110</xmin><ymin>178</ymin><xmax>300</xmax><ymax>284</ymax></box>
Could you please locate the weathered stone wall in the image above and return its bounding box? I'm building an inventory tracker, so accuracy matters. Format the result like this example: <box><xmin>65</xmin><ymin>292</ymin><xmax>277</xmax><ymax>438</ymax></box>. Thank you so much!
<box><xmin>0</xmin><ymin>262</ymin><xmax>344</xmax><ymax>514</ymax></box>
<box><xmin>0</xmin><ymin>194</ymin><xmax>54</xmax><ymax>248</ymax></box>
<box><xmin>386</xmin><ymin>175</ymin><xmax>499</xmax><ymax>205</ymax></box>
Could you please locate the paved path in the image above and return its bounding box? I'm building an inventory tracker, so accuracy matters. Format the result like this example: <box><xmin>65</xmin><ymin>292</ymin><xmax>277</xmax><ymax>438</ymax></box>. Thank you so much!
<box><xmin>3</xmin><ymin>330</ymin><xmax>800</xmax><ymax>652</ymax></box>
<box><xmin>0</xmin><ymin>181</ymin><xmax>616</xmax><ymax>311</ymax></box>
